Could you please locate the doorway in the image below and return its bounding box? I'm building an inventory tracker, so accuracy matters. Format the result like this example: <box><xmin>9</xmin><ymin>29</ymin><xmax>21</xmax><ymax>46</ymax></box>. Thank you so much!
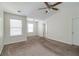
<box><xmin>43</xmin><ymin>23</ymin><xmax>47</xmax><ymax>37</ymax></box>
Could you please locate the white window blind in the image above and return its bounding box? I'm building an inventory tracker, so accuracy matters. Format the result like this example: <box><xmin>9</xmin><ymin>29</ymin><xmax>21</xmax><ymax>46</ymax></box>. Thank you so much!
<box><xmin>28</xmin><ymin>23</ymin><xmax>33</xmax><ymax>32</ymax></box>
<box><xmin>10</xmin><ymin>19</ymin><xmax>22</xmax><ymax>36</ymax></box>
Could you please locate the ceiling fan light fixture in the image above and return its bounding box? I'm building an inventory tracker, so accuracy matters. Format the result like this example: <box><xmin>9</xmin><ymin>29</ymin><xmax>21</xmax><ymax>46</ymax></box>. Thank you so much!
<box><xmin>17</xmin><ymin>10</ymin><xmax>21</xmax><ymax>13</ymax></box>
<box><xmin>45</xmin><ymin>10</ymin><xmax>48</xmax><ymax>13</ymax></box>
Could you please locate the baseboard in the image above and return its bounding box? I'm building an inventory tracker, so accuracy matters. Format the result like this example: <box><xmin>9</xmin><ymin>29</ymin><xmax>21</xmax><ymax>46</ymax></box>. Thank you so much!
<box><xmin>4</xmin><ymin>38</ymin><xmax>27</xmax><ymax>45</ymax></box>
<box><xmin>45</xmin><ymin>35</ymin><xmax>72</xmax><ymax>45</ymax></box>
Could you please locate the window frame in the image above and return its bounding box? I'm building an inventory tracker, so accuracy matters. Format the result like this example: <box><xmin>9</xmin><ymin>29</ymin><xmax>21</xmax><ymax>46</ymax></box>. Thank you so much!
<box><xmin>10</xmin><ymin>19</ymin><xmax>22</xmax><ymax>36</ymax></box>
<box><xmin>27</xmin><ymin>23</ymin><xmax>34</xmax><ymax>33</ymax></box>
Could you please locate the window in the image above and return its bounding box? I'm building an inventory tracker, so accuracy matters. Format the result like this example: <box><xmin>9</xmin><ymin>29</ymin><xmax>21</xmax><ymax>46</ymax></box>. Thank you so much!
<box><xmin>10</xmin><ymin>19</ymin><xmax>22</xmax><ymax>36</ymax></box>
<box><xmin>28</xmin><ymin>23</ymin><xmax>33</xmax><ymax>32</ymax></box>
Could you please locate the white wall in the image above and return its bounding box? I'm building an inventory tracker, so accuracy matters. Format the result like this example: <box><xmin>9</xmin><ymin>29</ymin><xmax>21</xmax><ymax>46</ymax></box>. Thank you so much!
<box><xmin>45</xmin><ymin>3</ymin><xmax>79</xmax><ymax>45</ymax></box>
<box><xmin>4</xmin><ymin>12</ymin><xmax>27</xmax><ymax>45</ymax></box>
<box><xmin>0</xmin><ymin>10</ymin><xmax>4</xmax><ymax>54</ymax></box>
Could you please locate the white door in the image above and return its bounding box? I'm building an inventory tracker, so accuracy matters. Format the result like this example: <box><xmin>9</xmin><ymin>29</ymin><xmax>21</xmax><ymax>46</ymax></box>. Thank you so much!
<box><xmin>72</xmin><ymin>17</ymin><xmax>79</xmax><ymax>46</ymax></box>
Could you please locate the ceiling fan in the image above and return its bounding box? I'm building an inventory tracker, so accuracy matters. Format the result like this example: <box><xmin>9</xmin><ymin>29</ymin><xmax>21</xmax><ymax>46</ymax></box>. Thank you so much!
<box><xmin>38</xmin><ymin>2</ymin><xmax>62</xmax><ymax>13</ymax></box>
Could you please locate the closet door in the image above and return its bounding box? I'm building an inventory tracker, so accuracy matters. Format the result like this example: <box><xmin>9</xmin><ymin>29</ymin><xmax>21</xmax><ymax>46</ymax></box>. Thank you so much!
<box><xmin>72</xmin><ymin>17</ymin><xmax>79</xmax><ymax>46</ymax></box>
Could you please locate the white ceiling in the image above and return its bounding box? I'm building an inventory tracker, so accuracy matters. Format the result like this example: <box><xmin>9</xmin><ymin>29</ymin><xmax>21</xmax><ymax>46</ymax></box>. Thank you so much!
<box><xmin>0</xmin><ymin>2</ymin><xmax>59</xmax><ymax>20</ymax></box>
<box><xmin>0</xmin><ymin>2</ymin><xmax>79</xmax><ymax>20</ymax></box>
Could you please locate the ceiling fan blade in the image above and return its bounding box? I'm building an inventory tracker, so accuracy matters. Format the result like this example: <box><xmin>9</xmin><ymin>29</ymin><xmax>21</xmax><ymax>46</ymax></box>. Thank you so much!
<box><xmin>52</xmin><ymin>8</ymin><xmax>59</xmax><ymax>11</ymax></box>
<box><xmin>44</xmin><ymin>2</ymin><xmax>50</xmax><ymax>8</ymax></box>
<box><xmin>38</xmin><ymin>7</ymin><xmax>47</xmax><ymax>10</ymax></box>
<box><xmin>50</xmin><ymin>2</ymin><xmax>62</xmax><ymax>7</ymax></box>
